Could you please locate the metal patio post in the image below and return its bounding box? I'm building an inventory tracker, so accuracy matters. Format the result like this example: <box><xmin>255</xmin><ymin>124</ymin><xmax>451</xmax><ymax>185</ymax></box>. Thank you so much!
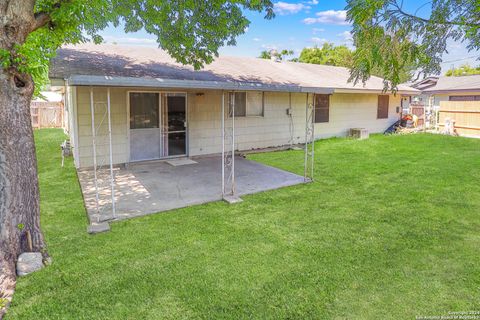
<box><xmin>107</xmin><ymin>88</ymin><xmax>116</xmax><ymax>218</ymax></box>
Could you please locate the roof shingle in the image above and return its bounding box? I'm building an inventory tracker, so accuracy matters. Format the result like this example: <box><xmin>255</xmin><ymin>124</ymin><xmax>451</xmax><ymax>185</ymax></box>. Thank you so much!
<box><xmin>50</xmin><ymin>44</ymin><xmax>417</xmax><ymax>93</ymax></box>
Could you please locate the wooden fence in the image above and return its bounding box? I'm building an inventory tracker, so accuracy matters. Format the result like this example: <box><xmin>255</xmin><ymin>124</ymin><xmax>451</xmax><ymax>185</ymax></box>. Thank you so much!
<box><xmin>439</xmin><ymin>101</ymin><xmax>480</xmax><ymax>136</ymax></box>
<box><xmin>31</xmin><ymin>101</ymin><xmax>64</xmax><ymax>129</ymax></box>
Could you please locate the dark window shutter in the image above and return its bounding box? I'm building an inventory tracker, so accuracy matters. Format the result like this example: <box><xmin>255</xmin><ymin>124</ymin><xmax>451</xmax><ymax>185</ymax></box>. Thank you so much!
<box><xmin>377</xmin><ymin>95</ymin><xmax>389</xmax><ymax>119</ymax></box>
<box><xmin>314</xmin><ymin>94</ymin><xmax>329</xmax><ymax>123</ymax></box>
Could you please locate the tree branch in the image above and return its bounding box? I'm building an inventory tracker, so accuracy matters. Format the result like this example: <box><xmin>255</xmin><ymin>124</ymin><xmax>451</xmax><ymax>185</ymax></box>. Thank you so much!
<box><xmin>391</xmin><ymin>1</ymin><xmax>480</xmax><ymax>28</ymax></box>
<box><xmin>32</xmin><ymin>11</ymin><xmax>51</xmax><ymax>32</ymax></box>
<box><xmin>31</xmin><ymin>0</ymin><xmax>71</xmax><ymax>32</ymax></box>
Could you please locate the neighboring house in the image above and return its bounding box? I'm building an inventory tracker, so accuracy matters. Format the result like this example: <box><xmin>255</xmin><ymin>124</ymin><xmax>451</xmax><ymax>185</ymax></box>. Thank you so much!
<box><xmin>49</xmin><ymin>44</ymin><xmax>417</xmax><ymax>168</ymax></box>
<box><xmin>408</xmin><ymin>75</ymin><xmax>480</xmax><ymax>134</ymax></box>
<box><xmin>411</xmin><ymin>75</ymin><xmax>480</xmax><ymax>109</ymax></box>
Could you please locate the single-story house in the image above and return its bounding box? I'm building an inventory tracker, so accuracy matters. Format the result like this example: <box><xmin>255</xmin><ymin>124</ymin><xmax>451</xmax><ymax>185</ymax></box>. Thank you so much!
<box><xmin>50</xmin><ymin>44</ymin><xmax>417</xmax><ymax>169</ymax></box>
<box><xmin>49</xmin><ymin>44</ymin><xmax>418</xmax><ymax>227</ymax></box>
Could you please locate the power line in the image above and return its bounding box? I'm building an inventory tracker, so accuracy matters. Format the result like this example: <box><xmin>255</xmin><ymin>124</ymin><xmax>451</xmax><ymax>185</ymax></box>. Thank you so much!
<box><xmin>442</xmin><ymin>55</ymin><xmax>480</xmax><ymax>64</ymax></box>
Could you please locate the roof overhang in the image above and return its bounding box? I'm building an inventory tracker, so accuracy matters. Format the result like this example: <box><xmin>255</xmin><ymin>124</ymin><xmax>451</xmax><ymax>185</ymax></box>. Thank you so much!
<box><xmin>422</xmin><ymin>88</ymin><xmax>480</xmax><ymax>94</ymax></box>
<box><xmin>64</xmin><ymin>75</ymin><xmax>335</xmax><ymax>94</ymax></box>
<box><xmin>54</xmin><ymin>74</ymin><xmax>419</xmax><ymax>95</ymax></box>
<box><xmin>334</xmin><ymin>88</ymin><xmax>420</xmax><ymax>95</ymax></box>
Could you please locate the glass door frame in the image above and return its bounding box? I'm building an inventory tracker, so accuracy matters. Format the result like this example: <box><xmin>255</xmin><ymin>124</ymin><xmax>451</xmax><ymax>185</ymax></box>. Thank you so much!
<box><xmin>127</xmin><ymin>90</ymin><xmax>188</xmax><ymax>163</ymax></box>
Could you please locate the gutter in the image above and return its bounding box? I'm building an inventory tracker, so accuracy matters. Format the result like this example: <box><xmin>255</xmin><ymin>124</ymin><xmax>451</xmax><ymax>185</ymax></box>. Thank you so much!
<box><xmin>334</xmin><ymin>88</ymin><xmax>420</xmax><ymax>95</ymax></box>
<box><xmin>421</xmin><ymin>89</ymin><xmax>480</xmax><ymax>94</ymax></box>
<box><xmin>60</xmin><ymin>74</ymin><xmax>418</xmax><ymax>95</ymax></box>
<box><xmin>67</xmin><ymin>75</ymin><xmax>334</xmax><ymax>94</ymax></box>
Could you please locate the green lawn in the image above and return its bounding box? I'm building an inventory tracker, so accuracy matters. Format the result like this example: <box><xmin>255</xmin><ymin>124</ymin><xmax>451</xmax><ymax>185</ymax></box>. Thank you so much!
<box><xmin>7</xmin><ymin>129</ymin><xmax>480</xmax><ymax>319</ymax></box>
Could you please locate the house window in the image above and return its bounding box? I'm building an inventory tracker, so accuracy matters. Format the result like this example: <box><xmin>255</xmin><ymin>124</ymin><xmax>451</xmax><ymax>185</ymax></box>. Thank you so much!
<box><xmin>228</xmin><ymin>92</ymin><xmax>246</xmax><ymax>117</ymax></box>
<box><xmin>314</xmin><ymin>94</ymin><xmax>330</xmax><ymax>123</ymax></box>
<box><xmin>449</xmin><ymin>95</ymin><xmax>480</xmax><ymax>101</ymax></box>
<box><xmin>246</xmin><ymin>91</ymin><xmax>264</xmax><ymax>116</ymax></box>
<box><xmin>377</xmin><ymin>95</ymin><xmax>389</xmax><ymax>119</ymax></box>
<box><xmin>228</xmin><ymin>92</ymin><xmax>264</xmax><ymax>117</ymax></box>
<box><xmin>130</xmin><ymin>92</ymin><xmax>159</xmax><ymax>129</ymax></box>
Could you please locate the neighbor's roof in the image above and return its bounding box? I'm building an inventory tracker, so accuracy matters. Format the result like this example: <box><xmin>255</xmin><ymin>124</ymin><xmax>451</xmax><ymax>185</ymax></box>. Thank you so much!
<box><xmin>413</xmin><ymin>75</ymin><xmax>480</xmax><ymax>93</ymax></box>
<box><xmin>50</xmin><ymin>44</ymin><xmax>418</xmax><ymax>94</ymax></box>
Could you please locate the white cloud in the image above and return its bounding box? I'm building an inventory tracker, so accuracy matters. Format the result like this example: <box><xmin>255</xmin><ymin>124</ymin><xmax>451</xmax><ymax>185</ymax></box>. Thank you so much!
<box><xmin>337</xmin><ymin>31</ymin><xmax>353</xmax><ymax>42</ymax></box>
<box><xmin>261</xmin><ymin>43</ymin><xmax>279</xmax><ymax>50</ymax></box>
<box><xmin>253</xmin><ymin>37</ymin><xmax>261</xmax><ymax>42</ymax></box>
<box><xmin>312</xmin><ymin>28</ymin><xmax>325</xmax><ymax>34</ymax></box>
<box><xmin>274</xmin><ymin>2</ymin><xmax>310</xmax><ymax>15</ymax></box>
<box><xmin>306</xmin><ymin>0</ymin><xmax>319</xmax><ymax>4</ymax></box>
<box><xmin>303</xmin><ymin>10</ymin><xmax>350</xmax><ymax>25</ymax></box>
<box><xmin>311</xmin><ymin>37</ymin><xmax>327</xmax><ymax>45</ymax></box>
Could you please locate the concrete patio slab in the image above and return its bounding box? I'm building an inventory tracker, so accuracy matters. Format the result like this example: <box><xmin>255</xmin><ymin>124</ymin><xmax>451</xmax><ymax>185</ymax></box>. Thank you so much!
<box><xmin>77</xmin><ymin>156</ymin><xmax>305</xmax><ymax>223</ymax></box>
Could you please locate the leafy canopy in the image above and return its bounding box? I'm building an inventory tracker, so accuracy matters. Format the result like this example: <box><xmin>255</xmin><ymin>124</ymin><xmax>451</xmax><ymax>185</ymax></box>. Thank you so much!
<box><xmin>3</xmin><ymin>0</ymin><xmax>274</xmax><ymax>94</ymax></box>
<box><xmin>346</xmin><ymin>0</ymin><xmax>480</xmax><ymax>90</ymax></box>
<box><xmin>296</xmin><ymin>42</ymin><xmax>413</xmax><ymax>83</ymax></box>
<box><xmin>299</xmin><ymin>43</ymin><xmax>353</xmax><ymax>67</ymax></box>
<box><xmin>445</xmin><ymin>63</ymin><xmax>480</xmax><ymax>76</ymax></box>
<box><xmin>259</xmin><ymin>49</ymin><xmax>296</xmax><ymax>61</ymax></box>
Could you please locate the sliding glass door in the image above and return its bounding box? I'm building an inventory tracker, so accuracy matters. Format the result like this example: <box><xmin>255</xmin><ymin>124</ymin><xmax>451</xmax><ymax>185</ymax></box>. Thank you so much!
<box><xmin>129</xmin><ymin>92</ymin><xmax>187</xmax><ymax>162</ymax></box>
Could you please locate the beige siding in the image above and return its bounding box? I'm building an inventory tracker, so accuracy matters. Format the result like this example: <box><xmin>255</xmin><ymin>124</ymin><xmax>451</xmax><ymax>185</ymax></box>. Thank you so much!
<box><xmin>188</xmin><ymin>91</ymin><xmax>307</xmax><ymax>156</ymax></box>
<box><xmin>76</xmin><ymin>87</ymin><xmax>128</xmax><ymax>167</ymax></box>
<box><xmin>74</xmin><ymin>86</ymin><xmax>400</xmax><ymax>168</ymax></box>
<box><xmin>315</xmin><ymin>93</ymin><xmax>401</xmax><ymax>138</ymax></box>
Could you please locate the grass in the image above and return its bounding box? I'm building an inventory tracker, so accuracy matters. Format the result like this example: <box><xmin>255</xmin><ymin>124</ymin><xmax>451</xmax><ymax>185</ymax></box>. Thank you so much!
<box><xmin>6</xmin><ymin>129</ymin><xmax>480</xmax><ymax>319</ymax></box>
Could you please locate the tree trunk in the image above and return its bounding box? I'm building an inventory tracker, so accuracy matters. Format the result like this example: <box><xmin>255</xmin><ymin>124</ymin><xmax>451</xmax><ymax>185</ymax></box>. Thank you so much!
<box><xmin>0</xmin><ymin>1</ymin><xmax>49</xmax><ymax>317</ymax></box>
<box><xmin>0</xmin><ymin>68</ymin><xmax>47</xmax><ymax>318</ymax></box>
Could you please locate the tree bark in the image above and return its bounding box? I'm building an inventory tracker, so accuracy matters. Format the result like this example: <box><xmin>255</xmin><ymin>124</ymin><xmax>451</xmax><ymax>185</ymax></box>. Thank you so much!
<box><xmin>0</xmin><ymin>2</ymin><xmax>48</xmax><ymax>317</ymax></box>
<box><xmin>0</xmin><ymin>67</ymin><xmax>47</xmax><ymax>318</ymax></box>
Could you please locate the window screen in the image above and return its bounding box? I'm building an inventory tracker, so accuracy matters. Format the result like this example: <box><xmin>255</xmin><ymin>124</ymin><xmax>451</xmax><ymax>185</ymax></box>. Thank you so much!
<box><xmin>130</xmin><ymin>93</ymin><xmax>159</xmax><ymax>129</ymax></box>
<box><xmin>377</xmin><ymin>95</ymin><xmax>389</xmax><ymax>119</ymax></box>
<box><xmin>314</xmin><ymin>94</ymin><xmax>330</xmax><ymax>123</ymax></box>
<box><xmin>246</xmin><ymin>92</ymin><xmax>264</xmax><ymax>116</ymax></box>
<box><xmin>229</xmin><ymin>92</ymin><xmax>247</xmax><ymax>117</ymax></box>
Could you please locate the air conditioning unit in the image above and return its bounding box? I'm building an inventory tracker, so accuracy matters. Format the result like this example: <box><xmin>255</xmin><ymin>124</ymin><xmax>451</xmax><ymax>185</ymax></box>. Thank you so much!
<box><xmin>349</xmin><ymin>128</ymin><xmax>369</xmax><ymax>140</ymax></box>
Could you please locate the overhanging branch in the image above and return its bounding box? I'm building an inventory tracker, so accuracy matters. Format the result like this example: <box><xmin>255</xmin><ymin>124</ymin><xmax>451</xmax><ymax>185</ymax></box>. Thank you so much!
<box><xmin>32</xmin><ymin>11</ymin><xmax>51</xmax><ymax>32</ymax></box>
<box><xmin>391</xmin><ymin>1</ymin><xmax>480</xmax><ymax>28</ymax></box>
<box><xmin>31</xmin><ymin>0</ymin><xmax>70</xmax><ymax>32</ymax></box>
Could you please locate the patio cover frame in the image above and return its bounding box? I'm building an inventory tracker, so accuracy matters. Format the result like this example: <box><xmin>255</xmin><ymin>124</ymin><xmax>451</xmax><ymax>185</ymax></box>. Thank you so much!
<box><xmin>82</xmin><ymin>76</ymin><xmax>316</xmax><ymax>219</ymax></box>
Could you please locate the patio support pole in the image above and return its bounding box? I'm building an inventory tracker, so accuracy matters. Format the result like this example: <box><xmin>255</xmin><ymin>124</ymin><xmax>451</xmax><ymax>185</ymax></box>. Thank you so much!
<box><xmin>89</xmin><ymin>87</ymin><xmax>100</xmax><ymax>217</ymax></box>
<box><xmin>222</xmin><ymin>92</ymin><xmax>237</xmax><ymax>201</ymax></box>
<box><xmin>311</xmin><ymin>94</ymin><xmax>315</xmax><ymax>180</ymax></box>
<box><xmin>304</xmin><ymin>93</ymin><xmax>315</xmax><ymax>182</ymax></box>
<box><xmin>107</xmin><ymin>88</ymin><xmax>116</xmax><ymax>218</ymax></box>
<box><xmin>231</xmin><ymin>91</ymin><xmax>235</xmax><ymax>195</ymax></box>
<box><xmin>304</xmin><ymin>93</ymin><xmax>308</xmax><ymax>181</ymax></box>
<box><xmin>221</xmin><ymin>91</ymin><xmax>225</xmax><ymax>196</ymax></box>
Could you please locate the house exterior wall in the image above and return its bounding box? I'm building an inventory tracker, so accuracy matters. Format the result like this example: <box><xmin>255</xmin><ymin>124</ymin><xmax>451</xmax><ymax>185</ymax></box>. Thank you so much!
<box><xmin>73</xmin><ymin>86</ymin><xmax>400</xmax><ymax>168</ymax></box>
<box><xmin>75</xmin><ymin>87</ymin><xmax>129</xmax><ymax>168</ymax></box>
<box><xmin>432</xmin><ymin>91</ymin><xmax>480</xmax><ymax>108</ymax></box>
<box><xmin>315</xmin><ymin>93</ymin><xmax>401</xmax><ymax>138</ymax></box>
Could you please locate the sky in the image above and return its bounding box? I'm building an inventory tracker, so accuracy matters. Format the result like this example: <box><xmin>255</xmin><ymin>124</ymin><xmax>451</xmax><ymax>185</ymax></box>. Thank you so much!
<box><xmin>98</xmin><ymin>0</ymin><xmax>479</xmax><ymax>74</ymax></box>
